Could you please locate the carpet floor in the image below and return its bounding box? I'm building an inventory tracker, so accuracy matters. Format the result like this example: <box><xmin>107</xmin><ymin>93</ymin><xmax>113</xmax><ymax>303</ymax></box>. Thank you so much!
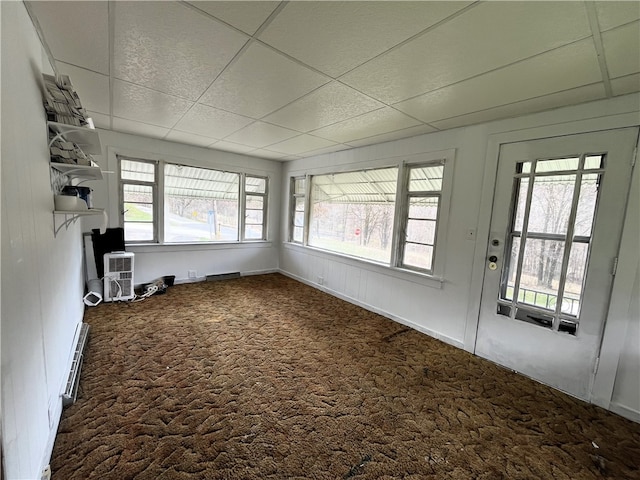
<box><xmin>51</xmin><ymin>273</ymin><xmax>640</xmax><ymax>479</ymax></box>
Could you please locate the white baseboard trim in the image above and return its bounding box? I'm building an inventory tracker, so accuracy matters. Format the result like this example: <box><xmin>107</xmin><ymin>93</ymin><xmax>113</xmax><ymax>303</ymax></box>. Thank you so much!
<box><xmin>609</xmin><ymin>401</ymin><xmax>640</xmax><ymax>424</ymax></box>
<box><xmin>279</xmin><ymin>269</ymin><xmax>464</xmax><ymax>350</ymax></box>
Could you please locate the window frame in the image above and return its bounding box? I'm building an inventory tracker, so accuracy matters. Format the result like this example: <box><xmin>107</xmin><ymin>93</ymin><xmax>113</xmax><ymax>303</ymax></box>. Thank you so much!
<box><xmin>119</xmin><ymin>156</ymin><xmax>159</xmax><ymax>244</ymax></box>
<box><xmin>118</xmin><ymin>155</ymin><xmax>270</xmax><ymax>246</ymax></box>
<box><xmin>242</xmin><ymin>174</ymin><xmax>269</xmax><ymax>242</ymax></box>
<box><xmin>289</xmin><ymin>176</ymin><xmax>307</xmax><ymax>244</ymax></box>
<box><xmin>395</xmin><ymin>160</ymin><xmax>446</xmax><ymax>275</ymax></box>
<box><xmin>288</xmin><ymin>150</ymin><xmax>455</xmax><ymax>280</ymax></box>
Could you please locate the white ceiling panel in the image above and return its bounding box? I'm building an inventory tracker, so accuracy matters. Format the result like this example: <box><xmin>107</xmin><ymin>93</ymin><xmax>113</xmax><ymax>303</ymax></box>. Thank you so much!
<box><xmin>174</xmin><ymin>104</ymin><xmax>254</xmax><ymax>139</ymax></box>
<box><xmin>342</xmin><ymin>1</ymin><xmax>592</xmax><ymax>104</ymax></box>
<box><xmin>27</xmin><ymin>1</ymin><xmax>109</xmax><ymax>74</ymax></box>
<box><xmin>346</xmin><ymin>125</ymin><xmax>438</xmax><ymax>148</ymax></box>
<box><xmin>210</xmin><ymin>140</ymin><xmax>257</xmax><ymax>154</ymax></box>
<box><xmin>259</xmin><ymin>1</ymin><xmax>472</xmax><ymax>78</ymax></box>
<box><xmin>312</xmin><ymin>107</ymin><xmax>422</xmax><ymax>144</ymax></box>
<box><xmin>55</xmin><ymin>62</ymin><xmax>110</xmax><ymax>115</ymax></box>
<box><xmin>27</xmin><ymin>1</ymin><xmax>640</xmax><ymax>160</ymax></box>
<box><xmin>113</xmin><ymin>80</ymin><xmax>193</xmax><ymax>128</ymax></box>
<box><xmin>165</xmin><ymin>130</ymin><xmax>217</xmax><ymax>147</ymax></box>
<box><xmin>200</xmin><ymin>42</ymin><xmax>330</xmax><ymax>118</ymax></box>
<box><xmin>113</xmin><ymin>1</ymin><xmax>248</xmax><ymax>101</ymax></box>
<box><xmin>186</xmin><ymin>1</ymin><xmax>280</xmax><ymax>35</ymax></box>
<box><xmin>248</xmin><ymin>149</ymin><xmax>289</xmax><ymax>160</ymax></box>
<box><xmin>265</xmin><ymin>135</ymin><xmax>337</xmax><ymax>155</ymax></box>
<box><xmin>395</xmin><ymin>39</ymin><xmax>602</xmax><ymax>124</ymax></box>
<box><xmin>263</xmin><ymin>82</ymin><xmax>383</xmax><ymax>132</ymax></box>
<box><xmin>430</xmin><ymin>84</ymin><xmax>606</xmax><ymax>131</ymax></box>
<box><xmin>224</xmin><ymin>122</ymin><xmax>300</xmax><ymax>149</ymax></box>
<box><xmin>112</xmin><ymin>117</ymin><xmax>170</xmax><ymax>139</ymax></box>
<box><xmin>601</xmin><ymin>22</ymin><xmax>640</xmax><ymax>79</ymax></box>
<box><xmin>611</xmin><ymin>74</ymin><xmax>640</xmax><ymax>97</ymax></box>
<box><xmin>595</xmin><ymin>1</ymin><xmax>640</xmax><ymax>31</ymax></box>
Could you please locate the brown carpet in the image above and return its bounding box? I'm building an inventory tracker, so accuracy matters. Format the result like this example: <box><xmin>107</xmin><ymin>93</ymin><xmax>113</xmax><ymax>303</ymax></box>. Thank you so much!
<box><xmin>51</xmin><ymin>273</ymin><xmax>640</xmax><ymax>479</ymax></box>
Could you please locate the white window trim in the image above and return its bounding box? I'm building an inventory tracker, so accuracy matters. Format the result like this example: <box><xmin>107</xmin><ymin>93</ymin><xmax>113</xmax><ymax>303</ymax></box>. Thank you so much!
<box><xmin>287</xmin><ymin>149</ymin><xmax>455</xmax><ymax>281</ymax></box>
<box><xmin>117</xmin><ymin>153</ymin><xmax>270</xmax><ymax>246</ymax></box>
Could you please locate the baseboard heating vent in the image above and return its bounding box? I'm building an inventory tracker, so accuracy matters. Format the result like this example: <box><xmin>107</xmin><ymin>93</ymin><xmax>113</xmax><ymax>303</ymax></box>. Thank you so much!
<box><xmin>62</xmin><ymin>322</ymin><xmax>90</xmax><ymax>407</ymax></box>
<box><xmin>206</xmin><ymin>272</ymin><xmax>241</xmax><ymax>282</ymax></box>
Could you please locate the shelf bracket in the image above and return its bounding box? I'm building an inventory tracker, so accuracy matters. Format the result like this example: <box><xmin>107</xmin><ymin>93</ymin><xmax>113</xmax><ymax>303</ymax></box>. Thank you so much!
<box><xmin>53</xmin><ymin>212</ymin><xmax>81</xmax><ymax>237</ymax></box>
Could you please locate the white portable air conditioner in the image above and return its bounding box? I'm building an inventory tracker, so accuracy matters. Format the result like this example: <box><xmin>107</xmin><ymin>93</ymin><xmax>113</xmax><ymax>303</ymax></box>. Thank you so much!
<box><xmin>103</xmin><ymin>252</ymin><xmax>135</xmax><ymax>301</ymax></box>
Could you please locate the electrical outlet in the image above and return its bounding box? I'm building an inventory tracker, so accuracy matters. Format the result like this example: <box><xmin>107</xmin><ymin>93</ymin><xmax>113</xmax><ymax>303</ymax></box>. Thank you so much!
<box><xmin>188</xmin><ymin>270</ymin><xmax>197</xmax><ymax>279</ymax></box>
<box><xmin>317</xmin><ymin>276</ymin><xmax>324</xmax><ymax>285</ymax></box>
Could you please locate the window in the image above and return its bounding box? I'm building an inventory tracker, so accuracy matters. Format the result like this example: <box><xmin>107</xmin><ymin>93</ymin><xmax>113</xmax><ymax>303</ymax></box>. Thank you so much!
<box><xmin>498</xmin><ymin>155</ymin><xmax>605</xmax><ymax>335</ymax></box>
<box><xmin>309</xmin><ymin>167</ymin><xmax>398</xmax><ymax>263</ymax></box>
<box><xmin>290</xmin><ymin>176</ymin><xmax>306</xmax><ymax>243</ymax></box>
<box><xmin>119</xmin><ymin>155</ymin><xmax>268</xmax><ymax>244</ymax></box>
<box><xmin>120</xmin><ymin>158</ymin><xmax>158</xmax><ymax>243</ymax></box>
<box><xmin>244</xmin><ymin>175</ymin><xmax>268</xmax><ymax>241</ymax></box>
<box><xmin>398</xmin><ymin>162</ymin><xmax>445</xmax><ymax>274</ymax></box>
<box><xmin>164</xmin><ymin>164</ymin><xmax>239</xmax><ymax>243</ymax></box>
<box><xmin>290</xmin><ymin>152</ymin><xmax>454</xmax><ymax>277</ymax></box>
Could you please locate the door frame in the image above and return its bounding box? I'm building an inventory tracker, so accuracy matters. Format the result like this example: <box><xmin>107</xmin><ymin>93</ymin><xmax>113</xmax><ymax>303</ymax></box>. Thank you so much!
<box><xmin>463</xmin><ymin>112</ymin><xmax>640</xmax><ymax>408</ymax></box>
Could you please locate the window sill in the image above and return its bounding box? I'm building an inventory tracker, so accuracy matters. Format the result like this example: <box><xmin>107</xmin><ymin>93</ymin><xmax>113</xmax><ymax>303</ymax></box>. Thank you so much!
<box><xmin>126</xmin><ymin>240</ymin><xmax>273</xmax><ymax>253</ymax></box>
<box><xmin>282</xmin><ymin>242</ymin><xmax>444</xmax><ymax>289</ymax></box>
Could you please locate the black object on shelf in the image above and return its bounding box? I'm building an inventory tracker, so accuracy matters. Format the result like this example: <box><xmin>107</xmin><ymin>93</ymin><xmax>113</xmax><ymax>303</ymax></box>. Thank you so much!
<box><xmin>91</xmin><ymin>228</ymin><xmax>125</xmax><ymax>278</ymax></box>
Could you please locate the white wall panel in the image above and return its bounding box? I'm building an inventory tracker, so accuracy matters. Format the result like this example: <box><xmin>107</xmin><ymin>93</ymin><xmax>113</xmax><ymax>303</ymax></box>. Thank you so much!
<box><xmin>280</xmin><ymin>93</ymin><xmax>640</xmax><ymax>418</ymax></box>
<box><xmin>2</xmin><ymin>3</ymin><xmax>86</xmax><ymax>478</ymax></box>
<box><xmin>87</xmin><ymin>129</ymin><xmax>282</xmax><ymax>284</ymax></box>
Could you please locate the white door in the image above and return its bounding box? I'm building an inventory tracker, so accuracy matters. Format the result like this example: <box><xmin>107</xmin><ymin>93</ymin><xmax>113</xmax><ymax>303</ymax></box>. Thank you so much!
<box><xmin>476</xmin><ymin>128</ymin><xmax>638</xmax><ymax>400</ymax></box>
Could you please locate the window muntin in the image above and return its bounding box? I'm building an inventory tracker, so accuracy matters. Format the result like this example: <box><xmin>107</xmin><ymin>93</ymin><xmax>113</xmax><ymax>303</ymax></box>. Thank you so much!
<box><xmin>244</xmin><ymin>175</ymin><xmax>268</xmax><ymax>241</ymax></box>
<box><xmin>309</xmin><ymin>167</ymin><xmax>398</xmax><ymax>263</ymax></box>
<box><xmin>119</xmin><ymin>156</ymin><xmax>269</xmax><ymax>245</ymax></box>
<box><xmin>120</xmin><ymin>158</ymin><xmax>157</xmax><ymax>243</ymax></box>
<box><xmin>499</xmin><ymin>154</ymin><xmax>605</xmax><ymax>335</ymax></box>
<box><xmin>290</xmin><ymin>176</ymin><xmax>306</xmax><ymax>243</ymax></box>
<box><xmin>399</xmin><ymin>162</ymin><xmax>445</xmax><ymax>274</ymax></box>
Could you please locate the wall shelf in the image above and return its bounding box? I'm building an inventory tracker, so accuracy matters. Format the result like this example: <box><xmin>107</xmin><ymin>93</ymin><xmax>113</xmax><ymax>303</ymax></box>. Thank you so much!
<box><xmin>53</xmin><ymin>209</ymin><xmax>105</xmax><ymax>237</ymax></box>
<box><xmin>48</xmin><ymin>121</ymin><xmax>102</xmax><ymax>154</ymax></box>
<box><xmin>50</xmin><ymin>162</ymin><xmax>103</xmax><ymax>181</ymax></box>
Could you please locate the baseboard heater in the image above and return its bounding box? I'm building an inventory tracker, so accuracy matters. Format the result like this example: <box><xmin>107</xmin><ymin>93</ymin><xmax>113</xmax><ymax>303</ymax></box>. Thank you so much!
<box><xmin>62</xmin><ymin>322</ymin><xmax>90</xmax><ymax>407</ymax></box>
<box><xmin>206</xmin><ymin>272</ymin><xmax>241</xmax><ymax>282</ymax></box>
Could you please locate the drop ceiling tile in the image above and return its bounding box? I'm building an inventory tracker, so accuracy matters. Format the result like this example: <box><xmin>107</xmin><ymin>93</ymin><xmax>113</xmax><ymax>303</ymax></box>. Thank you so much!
<box><xmin>395</xmin><ymin>39</ymin><xmax>602</xmax><ymax>124</ymax></box>
<box><xmin>263</xmin><ymin>82</ymin><xmax>383</xmax><ymax>132</ymax></box>
<box><xmin>174</xmin><ymin>104</ymin><xmax>253</xmax><ymax>138</ymax></box>
<box><xmin>602</xmin><ymin>22</ymin><xmax>640</xmax><ymax>79</ymax></box>
<box><xmin>259</xmin><ymin>1</ymin><xmax>472</xmax><ymax>77</ymax></box>
<box><xmin>113</xmin><ymin>80</ymin><xmax>193</xmax><ymax>128</ymax></box>
<box><xmin>342</xmin><ymin>1</ymin><xmax>591</xmax><ymax>104</ymax></box>
<box><xmin>265</xmin><ymin>135</ymin><xmax>337</xmax><ymax>155</ymax></box>
<box><xmin>595</xmin><ymin>1</ymin><xmax>640</xmax><ymax>31</ymax></box>
<box><xmin>301</xmin><ymin>144</ymin><xmax>352</xmax><ymax>158</ymax></box>
<box><xmin>113</xmin><ymin>1</ymin><xmax>248</xmax><ymax>101</ymax></box>
<box><xmin>611</xmin><ymin>73</ymin><xmax>640</xmax><ymax>96</ymax></box>
<box><xmin>27</xmin><ymin>1</ymin><xmax>109</xmax><ymax>74</ymax></box>
<box><xmin>165</xmin><ymin>130</ymin><xmax>217</xmax><ymax>147</ymax></box>
<box><xmin>55</xmin><ymin>62</ymin><xmax>109</xmax><ymax>114</ymax></box>
<box><xmin>346</xmin><ymin>125</ymin><xmax>438</xmax><ymax>148</ymax></box>
<box><xmin>87</xmin><ymin>111</ymin><xmax>111</xmax><ymax>130</ymax></box>
<box><xmin>249</xmin><ymin>149</ymin><xmax>289</xmax><ymax>160</ymax></box>
<box><xmin>112</xmin><ymin>117</ymin><xmax>170</xmax><ymax>139</ymax></box>
<box><xmin>200</xmin><ymin>43</ymin><xmax>330</xmax><ymax>118</ymax></box>
<box><xmin>430</xmin><ymin>84</ymin><xmax>606</xmax><ymax>131</ymax></box>
<box><xmin>186</xmin><ymin>1</ymin><xmax>280</xmax><ymax>35</ymax></box>
<box><xmin>210</xmin><ymin>140</ymin><xmax>257</xmax><ymax>154</ymax></box>
<box><xmin>224</xmin><ymin>122</ymin><xmax>300</xmax><ymax>148</ymax></box>
<box><xmin>312</xmin><ymin>107</ymin><xmax>422</xmax><ymax>144</ymax></box>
